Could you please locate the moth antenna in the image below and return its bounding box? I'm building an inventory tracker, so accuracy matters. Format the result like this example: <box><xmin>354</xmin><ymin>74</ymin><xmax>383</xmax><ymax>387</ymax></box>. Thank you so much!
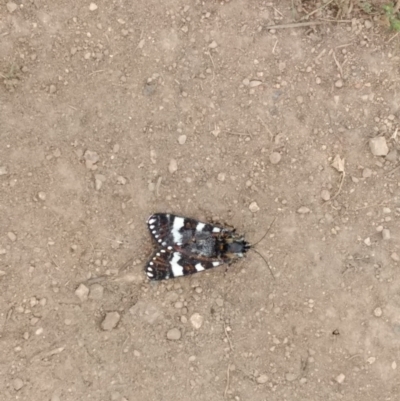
<box><xmin>251</xmin><ymin>217</ymin><xmax>277</xmax><ymax>247</ymax></box>
<box><xmin>251</xmin><ymin>248</ymin><xmax>275</xmax><ymax>280</ymax></box>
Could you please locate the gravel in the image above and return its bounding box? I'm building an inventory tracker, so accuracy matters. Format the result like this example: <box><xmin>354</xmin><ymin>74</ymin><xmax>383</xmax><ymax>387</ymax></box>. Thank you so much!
<box><xmin>269</xmin><ymin>152</ymin><xmax>281</xmax><ymax>164</ymax></box>
<box><xmin>374</xmin><ymin>307</ymin><xmax>383</xmax><ymax>317</ymax></box>
<box><xmin>101</xmin><ymin>312</ymin><xmax>120</xmax><ymax>331</ymax></box>
<box><xmin>13</xmin><ymin>378</ymin><xmax>24</xmax><ymax>391</ymax></box>
<box><xmin>75</xmin><ymin>284</ymin><xmax>89</xmax><ymax>302</ymax></box>
<box><xmin>190</xmin><ymin>313</ymin><xmax>204</xmax><ymax>329</ymax></box>
<box><xmin>167</xmin><ymin>328</ymin><xmax>181</xmax><ymax>340</ymax></box>
<box><xmin>369</xmin><ymin>137</ymin><xmax>389</xmax><ymax>156</ymax></box>
<box><xmin>249</xmin><ymin>201</ymin><xmax>260</xmax><ymax>213</ymax></box>
<box><xmin>169</xmin><ymin>159</ymin><xmax>178</xmax><ymax>174</ymax></box>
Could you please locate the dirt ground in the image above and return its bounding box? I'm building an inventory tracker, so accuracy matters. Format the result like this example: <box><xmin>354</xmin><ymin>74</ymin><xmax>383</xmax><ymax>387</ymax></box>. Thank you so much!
<box><xmin>1</xmin><ymin>0</ymin><xmax>400</xmax><ymax>400</ymax></box>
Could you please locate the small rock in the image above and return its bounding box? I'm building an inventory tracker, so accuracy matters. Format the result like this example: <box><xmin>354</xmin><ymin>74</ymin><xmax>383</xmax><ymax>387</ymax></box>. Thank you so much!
<box><xmin>382</xmin><ymin>229</ymin><xmax>391</xmax><ymax>240</ymax></box>
<box><xmin>94</xmin><ymin>174</ymin><xmax>106</xmax><ymax>191</ymax></box>
<box><xmin>117</xmin><ymin>176</ymin><xmax>127</xmax><ymax>185</ymax></box>
<box><xmin>169</xmin><ymin>159</ymin><xmax>178</xmax><ymax>174</ymax></box>
<box><xmin>0</xmin><ymin>166</ymin><xmax>7</xmax><ymax>175</ymax></box>
<box><xmin>297</xmin><ymin>206</ymin><xmax>310</xmax><ymax>214</ymax></box>
<box><xmin>367</xmin><ymin>356</ymin><xmax>376</xmax><ymax>364</ymax></box>
<box><xmin>89</xmin><ymin>3</ymin><xmax>98</xmax><ymax>11</ymax></box>
<box><xmin>249</xmin><ymin>80</ymin><xmax>262</xmax><ymax>87</ymax></box>
<box><xmin>167</xmin><ymin>328</ymin><xmax>181</xmax><ymax>340</ymax></box>
<box><xmin>269</xmin><ymin>152</ymin><xmax>281</xmax><ymax>164</ymax></box>
<box><xmin>13</xmin><ymin>378</ymin><xmax>24</xmax><ymax>391</ymax></box>
<box><xmin>335</xmin><ymin>79</ymin><xmax>343</xmax><ymax>88</ymax></box>
<box><xmin>75</xmin><ymin>283</ymin><xmax>89</xmax><ymax>302</ymax></box>
<box><xmin>374</xmin><ymin>307</ymin><xmax>383</xmax><ymax>317</ymax></box>
<box><xmin>49</xmin><ymin>85</ymin><xmax>57</xmax><ymax>94</ymax></box>
<box><xmin>178</xmin><ymin>135</ymin><xmax>187</xmax><ymax>145</ymax></box>
<box><xmin>38</xmin><ymin>192</ymin><xmax>46</xmax><ymax>201</ymax></box>
<box><xmin>392</xmin><ymin>361</ymin><xmax>397</xmax><ymax>370</ymax></box>
<box><xmin>190</xmin><ymin>313</ymin><xmax>204</xmax><ymax>329</ymax></box>
<box><xmin>101</xmin><ymin>312</ymin><xmax>120</xmax><ymax>331</ymax></box>
<box><xmin>391</xmin><ymin>252</ymin><xmax>400</xmax><ymax>262</ymax></box>
<box><xmin>369</xmin><ymin>137</ymin><xmax>389</xmax><ymax>156</ymax></box>
<box><xmin>217</xmin><ymin>173</ymin><xmax>226</xmax><ymax>182</ymax></box>
<box><xmin>386</xmin><ymin>149</ymin><xmax>398</xmax><ymax>162</ymax></box>
<box><xmin>6</xmin><ymin>2</ymin><xmax>18</xmax><ymax>13</ymax></box>
<box><xmin>208</xmin><ymin>41</ymin><xmax>218</xmax><ymax>49</ymax></box>
<box><xmin>335</xmin><ymin>373</ymin><xmax>345</xmax><ymax>384</ymax></box>
<box><xmin>7</xmin><ymin>232</ymin><xmax>17</xmax><ymax>242</ymax></box>
<box><xmin>364</xmin><ymin>20</ymin><xmax>372</xmax><ymax>29</ymax></box>
<box><xmin>84</xmin><ymin>150</ymin><xmax>99</xmax><ymax>169</ymax></box>
<box><xmin>89</xmin><ymin>284</ymin><xmax>104</xmax><ymax>300</ymax></box>
<box><xmin>256</xmin><ymin>374</ymin><xmax>268</xmax><ymax>384</ymax></box>
<box><xmin>321</xmin><ymin>189</ymin><xmax>330</xmax><ymax>201</ymax></box>
<box><xmin>285</xmin><ymin>373</ymin><xmax>297</xmax><ymax>382</ymax></box>
<box><xmin>249</xmin><ymin>201</ymin><xmax>260</xmax><ymax>213</ymax></box>
<box><xmin>364</xmin><ymin>237</ymin><xmax>371</xmax><ymax>246</ymax></box>
<box><xmin>296</xmin><ymin>96</ymin><xmax>304</xmax><ymax>104</ymax></box>
<box><xmin>362</xmin><ymin>168</ymin><xmax>372</xmax><ymax>178</ymax></box>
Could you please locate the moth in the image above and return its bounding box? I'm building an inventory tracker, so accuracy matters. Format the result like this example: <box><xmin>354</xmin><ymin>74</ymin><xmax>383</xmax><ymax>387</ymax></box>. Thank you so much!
<box><xmin>145</xmin><ymin>213</ymin><xmax>271</xmax><ymax>281</ymax></box>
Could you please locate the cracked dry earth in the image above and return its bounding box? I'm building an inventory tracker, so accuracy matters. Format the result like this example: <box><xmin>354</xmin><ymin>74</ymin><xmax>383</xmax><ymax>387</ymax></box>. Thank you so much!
<box><xmin>1</xmin><ymin>1</ymin><xmax>400</xmax><ymax>400</ymax></box>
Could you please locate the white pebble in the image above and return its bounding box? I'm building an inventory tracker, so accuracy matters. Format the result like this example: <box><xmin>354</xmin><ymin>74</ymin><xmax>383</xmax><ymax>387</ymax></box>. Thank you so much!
<box><xmin>89</xmin><ymin>3</ymin><xmax>98</xmax><ymax>11</ymax></box>
<box><xmin>249</xmin><ymin>80</ymin><xmax>262</xmax><ymax>87</ymax></box>
<box><xmin>7</xmin><ymin>232</ymin><xmax>17</xmax><ymax>242</ymax></box>
<box><xmin>321</xmin><ymin>189</ymin><xmax>330</xmax><ymax>201</ymax></box>
<box><xmin>297</xmin><ymin>206</ymin><xmax>310</xmax><ymax>214</ymax></box>
<box><xmin>391</xmin><ymin>252</ymin><xmax>400</xmax><ymax>262</ymax></box>
<box><xmin>167</xmin><ymin>328</ymin><xmax>181</xmax><ymax>340</ymax></box>
<box><xmin>392</xmin><ymin>361</ymin><xmax>397</xmax><ymax>370</ymax></box>
<box><xmin>208</xmin><ymin>41</ymin><xmax>218</xmax><ymax>49</ymax></box>
<box><xmin>382</xmin><ymin>229</ymin><xmax>391</xmax><ymax>240</ymax></box>
<box><xmin>169</xmin><ymin>159</ymin><xmax>178</xmax><ymax>174</ymax></box>
<box><xmin>335</xmin><ymin>373</ymin><xmax>345</xmax><ymax>384</ymax></box>
<box><xmin>6</xmin><ymin>2</ymin><xmax>18</xmax><ymax>13</ymax></box>
<box><xmin>362</xmin><ymin>168</ymin><xmax>372</xmax><ymax>178</ymax></box>
<box><xmin>364</xmin><ymin>237</ymin><xmax>371</xmax><ymax>246</ymax></box>
<box><xmin>190</xmin><ymin>313</ymin><xmax>204</xmax><ymax>329</ymax></box>
<box><xmin>369</xmin><ymin>137</ymin><xmax>389</xmax><ymax>156</ymax></box>
<box><xmin>249</xmin><ymin>201</ymin><xmax>260</xmax><ymax>213</ymax></box>
<box><xmin>269</xmin><ymin>152</ymin><xmax>281</xmax><ymax>164</ymax></box>
<box><xmin>335</xmin><ymin>79</ymin><xmax>343</xmax><ymax>88</ymax></box>
<box><xmin>38</xmin><ymin>191</ymin><xmax>46</xmax><ymax>201</ymax></box>
<box><xmin>13</xmin><ymin>378</ymin><xmax>24</xmax><ymax>391</ymax></box>
<box><xmin>101</xmin><ymin>312</ymin><xmax>120</xmax><ymax>331</ymax></box>
<box><xmin>0</xmin><ymin>166</ymin><xmax>7</xmax><ymax>175</ymax></box>
<box><xmin>367</xmin><ymin>357</ymin><xmax>376</xmax><ymax>364</ymax></box>
<box><xmin>178</xmin><ymin>135</ymin><xmax>187</xmax><ymax>145</ymax></box>
<box><xmin>374</xmin><ymin>307</ymin><xmax>383</xmax><ymax>317</ymax></box>
<box><xmin>75</xmin><ymin>283</ymin><xmax>89</xmax><ymax>302</ymax></box>
<box><xmin>217</xmin><ymin>173</ymin><xmax>226</xmax><ymax>182</ymax></box>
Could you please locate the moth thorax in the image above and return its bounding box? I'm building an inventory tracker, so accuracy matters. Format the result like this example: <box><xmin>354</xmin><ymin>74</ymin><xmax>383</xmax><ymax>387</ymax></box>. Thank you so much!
<box><xmin>226</xmin><ymin>239</ymin><xmax>250</xmax><ymax>255</ymax></box>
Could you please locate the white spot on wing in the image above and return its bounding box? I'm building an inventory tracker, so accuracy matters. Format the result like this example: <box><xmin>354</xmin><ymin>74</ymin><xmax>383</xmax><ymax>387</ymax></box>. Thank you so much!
<box><xmin>196</xmin><ymin>222</ymin><xmax>205</xmax><ymax>231</ymax></box>
<box><xmin>170</xmin><ymin>252</ymin><xmax>184</xmax><ymax>277</ymax></box>
<box><xmin>212</xmin><ymin>227</ymin><xmax>221</xmax><ymax>233</ymax></box>
<box><xmin>147</xmin><ymin>271</ymin><xmax>154</xmax><ymax>277</ymax></box>
<box><xmin>149</xmin><ymin>225</ymin><xmax>155</xmax><ymax>230</ymax></box>
<box><xmin>195</xmin><ymin>263</ymin><xmax>205</xmax><ymax>272</ymax></box>
<box><xmin>148</xmin><ymin>217</ymin><xmax>156</xmax><ymax>224</ymax></box>
<box><xmin>212</xmin><ymin>261</ymin><xmax>221</xmax><ymax>267</ymax></box>
<box><xmin>171</xmin><ymin>216</ymin><xmax>184</xmax><ymax>243</ymax></box>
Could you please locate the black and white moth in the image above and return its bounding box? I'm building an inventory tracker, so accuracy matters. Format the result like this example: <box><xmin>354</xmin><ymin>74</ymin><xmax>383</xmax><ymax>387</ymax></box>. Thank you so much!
<box><xmin>145</xmin><ymin>213</ymin><xmax>252</xmax><ymax>280</ymax></box>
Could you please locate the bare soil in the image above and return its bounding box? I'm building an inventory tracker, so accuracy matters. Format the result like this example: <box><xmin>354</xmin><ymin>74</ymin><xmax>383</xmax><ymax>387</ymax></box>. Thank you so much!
<box><xmin>1</xmin><ymin>1</ymin><xmax>400</xmax><ymax>400</ymax></box>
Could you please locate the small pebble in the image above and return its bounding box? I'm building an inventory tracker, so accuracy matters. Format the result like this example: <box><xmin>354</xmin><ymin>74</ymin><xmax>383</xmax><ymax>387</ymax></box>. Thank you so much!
<box><xmin>84</xmin><ymin>150</ymin><xmax>99</xmax><ymax>169</ymax></box>
<box><xmin>178</xmin><ymin>135</ymin><xmax>187</xmax><ymax>145</ymax></box>
<box><xmin>382</xmin><ymin>229</ymin><xmax>391</xmax><ymax>240</ymax></box>
<box><xmin>297</xmin><ymin>206</ymin><xmax>310</xmax><ymax>214</ymax></box>
<box><xmin>89</xmin><ymin>3</ymin><xmax>98</xmax><ymax>11</ymax></box>
<box><xmin>336</xmin><ymin>373</ymin><xmax>345</xmax><ymax>384</ymax></box>
<box><xmin>369</xmin><ymin>137</ymin><xmax>389</xmax><ymax>156</ymax></box>
<box><xmin>75</xmin><ymin>283</ymin><xmax>90</xmax><ymax>302</ymax></box>
<box><xmin>208</xmin><ymin>41</ymin><xmax>218</xmax><ymax>49</ymax></box>
<box><xmin>49</xmin><ymin>85</ymin><xmax>57</xmax><ymax>94</ymax></box>
<box><xmin>364</xmin><ymin>237</ymin><xmax>371</xmax><ymax>246</ymax></box>
<box><xmin>321</xmin><ymin>189</ymin><xmax>330</xmax><ymax>201</ymax></box>
<box><xmin>169</xmin><ymin>159</ymin><xmax>178</xmax><ymax>174</ymax></box>
<box><xmin>256</xmin><ymin>374</ymin><xmax>268</xmax><ymax>384</ymax></box>
<box><xmin>94</xmin><ymin>174</ymin><xmax>106</xmax><ymax>191</ymax></box>
<box><xmin>89</xmin><ymin>284</ymin><xmax>104</xmax><ymax>300</ymax></box>
<box><xmin>367</xmin><ymin>357</ymin><xmax>376</xmax><ymax>364</ymax></box>
<box><xmin>13</xmin><ymin>378</ymin><xmax>24</xmax><ymax>391</ymax></box>
<box><xmin>0</xmin><ymin>166</ymin><xmax>7</xmax><ymax>175</ymax></box>
<box><xmin>362</xmin><ymin>168</ymin><xmax>372</xmax><ymax>178</ymax></box>
<box><xmin>249</xmin><ymin>80</ymin><xmax>262</xmax><ymax>87</ymax></box>
<box><xmin>269</xmin><ymin>152</ymin><xmax>281</xmax><ymax>164</ymax></box>
<box><xmin>101</xmin><ymin>312</ymin><xmax>120</xmax><ymax>331</ymax></box>
<box><xmin>217</xmin><ymin>173</ymin><xmax>226</xmax><ymax>182</ymax></box>
<box><xmin>38</xmin><ymin>192</ymin><xmax>46</xmax><ymax>201</ymax></box>
<box><xmin>249</xmin><ymin>201</ymin><xmax>260</xmax><ymax>213</ymax></box>
<box><xmin>190</xmin><ymin>313</ymin><xmax>204</xmax><ymax>329</ymax></box>
<box><xmin>174</xmin><ymin>301</ymin><xmax>183</xmax><ymax>309</ymax></box>
<box><xmin>391</xmin><ymin>252</ymin><xmax>400</xmax><ymax>262</ymax></box>
<box><xmin>285</xmin><ymin>373</ymin><xmax>297</xmax><ymax>382</ymax></box>
<box><xmin>7</xmin><ymin>232</ymin><xmax>17</xmax><ymax>242</ymax></box>
<box><xmin>167</xmin><ymin>328</ymin><xmax>181</xmax><ymax>340</ymax></box>
<box><xmin>296</xmin><ymin>96</ymin><xmax>303</xmax><ymax>104</ymax></box>
<box><xmin>335</xmin><ymin>79</ymin><xmax>343</xmax><ymax>88</ymax></box>
<box><xmin>6</xmin><ymin>2</ymin><xmax>18</xmax><ymax>13</ymax></box>
<box><xmin>392</xmin><ymin>361</ymin><xmax>397</xmax><ymax>370</ymax></box>
<box><xmin>374</xmin><ymin>307</ymin><xmax>383</xmax><ymax>317</ymax></box>
<box><xmin>35</xmin><ymin>327</ymin><xmax>43</xmax><ymax>335</ymax></box>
